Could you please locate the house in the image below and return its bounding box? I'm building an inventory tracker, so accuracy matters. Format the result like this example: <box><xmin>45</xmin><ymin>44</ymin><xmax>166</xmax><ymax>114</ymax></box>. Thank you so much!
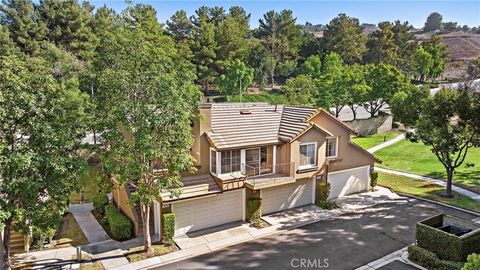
<box><xmin>113</xmin><ymin>103</ymin><xmax>381</xmax><ymax>238</ymax></box>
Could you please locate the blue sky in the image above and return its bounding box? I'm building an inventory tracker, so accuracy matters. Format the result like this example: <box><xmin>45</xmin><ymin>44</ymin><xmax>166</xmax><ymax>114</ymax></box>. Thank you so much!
<box><xmin>90</xmin><ymin>1</ymin><xmax>480</xmax><ymax>28</ymax></box>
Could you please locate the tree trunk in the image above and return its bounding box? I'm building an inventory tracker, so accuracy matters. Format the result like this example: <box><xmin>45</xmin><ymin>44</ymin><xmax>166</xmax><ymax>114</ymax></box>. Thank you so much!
<box><xmin>445</xmin><ymin>168</ymin><xmax>454</xmax><ymax>198</ymax></box>
<box><xmin>335</xmin><ymin>106</ymin><xmax>341</xmax><ymax>118</ymax></box>
<box><xmin>350</xmin><ymin>106</ymin><xmax>357</xmax><ymax>120</ymax></box>
<box><xmin>3</xmin><ymin>220</ymin><xmax>11</xmax><ymax>270</ymax></box>
<box><xmin>141</xmin><ymin>203</ymin><xmax>152</xmax><ymax>254</ymax></box>
<box><xmin>270</xmin><ymin>71</ymin><xmax>274</xmax><ymax>89</ymax></box>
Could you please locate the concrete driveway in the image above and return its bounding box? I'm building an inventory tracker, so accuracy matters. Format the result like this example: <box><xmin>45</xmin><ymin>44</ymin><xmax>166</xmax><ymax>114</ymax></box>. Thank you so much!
<box><xmin>150</xmin><ymin>198</ymin><xmax>476</xmax><ymax>270</ymax></box>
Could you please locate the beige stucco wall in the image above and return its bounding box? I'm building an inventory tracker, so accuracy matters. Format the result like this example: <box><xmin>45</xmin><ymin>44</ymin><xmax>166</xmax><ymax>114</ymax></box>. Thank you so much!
<box><xmin>290</xmin><ymin>128</ymin><xmax>327</xmax><ymax>179</ymax></box>
<box><xmin>112</xmin><ymin>185</ymin><xmax>141</xmax><ymax>237</ymax></box>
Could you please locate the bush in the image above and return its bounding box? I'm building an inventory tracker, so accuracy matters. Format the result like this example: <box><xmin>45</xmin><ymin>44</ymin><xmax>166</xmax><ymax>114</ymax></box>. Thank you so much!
<box><xmin>317</xmin><ymin>200</ymin><xmax>337</xmax><ymax>210</ymax></box>
<box><xmin>463</xmin><ymin>253</ymin><xmax>480</xmax><ymax>270</ymax></box>
<box><xmin>163</xmin><ymin>213</ymin><xmax>175</xmax><ymax>245</ymax></box>
<box><xmin>370</xmin><ymin>171</ymin><xmax>378</xmax><ymax>191</ymax></box>
<box><xmin>246</xmin><ymin>198</ymin><xmax>262</xmax><ymax>222</ymax></box>
<box><xmin>317</xmin><ymin>182</ymin><xmax>331</xmax><ymax>202</ymax></box>
<box><xmin>93</xmin><ymin>194</ymin><xmax>109</xmax><ymax>215</ymax></box>
<box><xmin>408</xmin><ymin>245</ymin><xmax>464</xmax><ymax>270</ymax></box>
<box><xmin>105</xmin><ymin>204</ymin><xmax>132</xmax><ymax>240</ymax></box>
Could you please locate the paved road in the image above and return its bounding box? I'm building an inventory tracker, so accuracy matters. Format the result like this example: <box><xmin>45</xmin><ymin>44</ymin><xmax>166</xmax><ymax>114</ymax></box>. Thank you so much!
<box><xmin>151</xmin><ymin>199</ymin><xmax>476</xmax><ymax>270</ymax></box>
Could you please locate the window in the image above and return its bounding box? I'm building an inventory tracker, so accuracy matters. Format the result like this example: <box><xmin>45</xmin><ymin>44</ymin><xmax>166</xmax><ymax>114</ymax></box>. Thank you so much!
<box><xmin>221</xmin><ymin>149</ymin><xmax>241</xmax><ymax>174</ymax></box>
<box><xmin>300</xmin><ymin>143</ymin><xmax>317</xmax><ymax>169</ymax></box>
<box><xmin>326</xmin><ymin>137</ymin><xmax>338</xmax><ymax>158</ymax></box>
<box><xmin>210</xmin><ymin>149</ymin><xmax>217</xmax><ymax>174</ymax></box>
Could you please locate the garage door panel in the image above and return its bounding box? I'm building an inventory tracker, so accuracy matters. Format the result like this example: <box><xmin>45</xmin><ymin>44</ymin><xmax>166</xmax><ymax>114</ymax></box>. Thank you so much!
<box><xmin>172</xmin><ymin>189</ymin><xmax>243</xmax><ymax>236</ymax></box>
<box><xmin>262</xmin><ymin>179</ymin><xmax>313</xmax><ymax>215</ymax></box>
<box><xmin>328</xmin><ymin>166</ymin><xmax>370</xmax><ymax>199</ymax></box>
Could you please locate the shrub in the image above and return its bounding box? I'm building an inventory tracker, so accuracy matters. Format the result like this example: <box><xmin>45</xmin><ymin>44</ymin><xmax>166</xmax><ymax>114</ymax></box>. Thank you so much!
<box><xmin>317</xmin><ymin>182</ymin><xmax>331</xmax><ymax>203</ymax></box>
<box><xmin>370</xmin><ymin>171</ymin><xmax>378</xmax><ymax>191</ymax></box>
<box><xmin>408</xmin><ymin>245</ymin><xmax>464</xmax><ymax>270</ymax></box>
<box><xmin>463</xmin><ymin>254</ymin><xmax>480</xmax><ymax>270</ymax></box>
<box><xmin>246</xmin><ymin>198</ymin><xmax>262</xmax><ymax>222</ymax></box>
<box><xmin>105</xmin><ymin>204</ymin><xmax>132</xmax><ymax>240</ymax></box>
<box><xmin>163</xmin><ymin>213</ymin><xmax>175</xmax><ymax>245</ymax></box>
<box><xmin>93</xmin><ymin>194</ymin><xmax>109</xmax><ymax>215</ymax></box>
<box><xmin>317</xmin><ymin>200</ymin><xmax>337</xmax><ymax>210</ymax></box>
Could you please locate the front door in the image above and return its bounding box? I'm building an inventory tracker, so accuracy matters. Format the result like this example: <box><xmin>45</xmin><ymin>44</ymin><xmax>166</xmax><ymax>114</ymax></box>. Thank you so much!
<box><xmin>245</xmin><ymin>148</ymin><xmax>260</xmax><ymax>176</ymax></box>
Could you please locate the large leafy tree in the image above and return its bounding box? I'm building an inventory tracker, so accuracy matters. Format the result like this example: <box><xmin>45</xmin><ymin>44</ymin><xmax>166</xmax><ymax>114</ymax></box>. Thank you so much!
<box><xmin>216</xmin><ymin>59</ymin><xmax>253</xmax><ymax>98</ymax></box>
<box><xmin>391</xmin><ymin>20</ymin><xmax>417</xmax><ymax>74</ymax></box>
<box><xmin>247</xmin><ymin>40</ymin><xmax>271</xmax><ymax>88</ymax></box>
<box><xmin>93</xmin><ymin>7</ymin><xmax>201</xmax><ymax>252</ymax></box>
<box><xmin>323</xmin><ymin>13</ymin><xmax>366</xmax><ymax>64</ymax></box>
<box><xmin>297</xmin><ymin>54</ymin><xmax>322</xmax><ymax>77</ymax></box>
<box><xmin>0</xmin><ymin>0</ymin><xmax>48</xmax><ymax>55</ymax></box>
<box><xmin>411</xmin><ymin>46</ymin><xmax>433</xmax><ymax>81</ymax></box>
<box><xmin>363</xmin><ymin>63</ymin><xmax>408</xmax><ymax>117</ymax></box>
<box><xmin>422</xmin><ymin>35</ymin><xmax>448</xmax><ymax>80</ymax></box>
<box><xmin>391</xmin><ymin>86</ymin><xmax>480</xmax><ymax>197</ymax></box>
<box><xmin>346</xmin><ymin>65</ymin><xmax>369</xmax><ymax>120</ymax></box>
<box><xmin>0</xmin><ymin>55</ymin><xmax>89</xmax><ymax>268</ymax></box>
<box><xmin>166</xmin><ymin>10</ymin><xmax>192</xmax><ymax>41</ymax></box>
<box><xmin>284</xmin><ymin>75</ymin><xmax>316</xmax><ymax>107</ymax></box>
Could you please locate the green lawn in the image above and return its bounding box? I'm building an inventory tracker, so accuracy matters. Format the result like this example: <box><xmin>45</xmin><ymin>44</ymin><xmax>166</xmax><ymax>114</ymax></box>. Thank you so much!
<box><xmin>70</xmin><ymin>164</ymin><xmax>105</xmax><ymax>204</ymax></box>
<box><xmin>378</xmin><ymin>172</ymin><xmax>480</xmax><ymax>213</ymax></box>
<box><xmin>375</xmin><ymin>139</ymin><xmax>480</xmax><ymax>194</ymax></box>
<box><xmin>351</xmin><ymin>130</ymin><xmax>402</xmax><ymax>150</ymax></box>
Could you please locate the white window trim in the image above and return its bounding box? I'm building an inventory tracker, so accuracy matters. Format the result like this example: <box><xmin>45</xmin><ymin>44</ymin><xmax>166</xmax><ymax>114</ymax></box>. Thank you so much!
<box><xmin>326</xmin><ymin>137</ymin><xmax>339</xmax><ymax>159</ymax></box>
<box><xmin>299</xmin><ymin>142</ymin><xmax>317</xmax><ymax>170</ymax></box>
<box><xmin>209</xmin><ymin>147</ymin><xmax>219</xmax><ymax>175</ymax></box>
<box><xmin>218</xmin><ymin>149</ymin><xmax>242</xmax><ymax>177</ymax></box>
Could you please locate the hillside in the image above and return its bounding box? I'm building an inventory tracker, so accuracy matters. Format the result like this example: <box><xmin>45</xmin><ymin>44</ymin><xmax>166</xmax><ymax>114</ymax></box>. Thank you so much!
<box><xmin>416</xmin><ymin>32</ymin><xmax>480</xmax><ymax>80</ymax></box>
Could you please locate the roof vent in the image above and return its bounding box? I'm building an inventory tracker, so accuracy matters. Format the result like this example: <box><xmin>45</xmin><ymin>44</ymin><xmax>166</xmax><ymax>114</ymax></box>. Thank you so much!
<box><xmin>240</xmin><ymin>109</ymin><xmax>252</xmax><ymax>115</ymax></box>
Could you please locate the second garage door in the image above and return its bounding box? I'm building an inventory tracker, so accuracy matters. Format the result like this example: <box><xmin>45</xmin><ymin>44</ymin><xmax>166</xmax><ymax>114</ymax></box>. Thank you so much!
<box><xmin>172</xmin><ymin>189</ymin><xmax>244</xmax><ymax>236</ymax></box>
<box><xmin>262</xmin><ymin>179</ymin><xmax>314</xmax><ymax>215</ymax></box>
<box><xmin>327</xmin><ymin>165</ymin><xmax>370</xmax><ymax>199</ymax></box>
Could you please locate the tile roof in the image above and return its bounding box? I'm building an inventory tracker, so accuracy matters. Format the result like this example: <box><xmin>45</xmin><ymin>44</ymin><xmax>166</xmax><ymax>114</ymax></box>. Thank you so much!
<box><xmin>207</xmin><ymin>103</ymin><xmax>319</xmax><ymax>149</ymax></box>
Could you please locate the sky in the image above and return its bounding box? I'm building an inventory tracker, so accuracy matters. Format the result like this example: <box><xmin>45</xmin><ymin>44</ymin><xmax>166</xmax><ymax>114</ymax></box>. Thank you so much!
<box><xmin>88</xmin><ymin>0</ymin><xmax>480</xmax><ymax>29</ymax></box>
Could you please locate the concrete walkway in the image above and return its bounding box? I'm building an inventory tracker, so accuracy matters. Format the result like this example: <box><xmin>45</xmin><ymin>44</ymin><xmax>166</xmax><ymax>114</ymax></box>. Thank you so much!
<box><xmin>376</xmin><ymin>167</ymin><xmax>480</xmax><ymax>202</ymax></box>
<box><xmin>368</xmin><ymin>133</ymin><xmax>405</xmax><ymax>153</ymax></box>
<box><xmin>356</xmin><ymin>247</ymin><xmax>425</xmax><ymax>270</ymax></box>
<box><xmin>69</xmin><ymin>203</ymin><xmax>110</xmax><ymax>243</ymax></box>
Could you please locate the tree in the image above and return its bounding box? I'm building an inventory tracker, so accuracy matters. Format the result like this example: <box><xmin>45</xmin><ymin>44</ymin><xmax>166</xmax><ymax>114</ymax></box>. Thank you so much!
<box><xmin>424</xmin><ymin>12</ymin><xmax>443</xmax><ymax>32</ymax></box>
<box><xmin>284</xmin><ymin>75</ymin><xmax>316</xmax><ymax>106</ymax></box>
<box><xmin>364</xmin><ymin>22</ymin><xmax>398</xmax><ymax>65</ymax></box>
<box><xmin>411</xmin><ymin>46</ymin><xmax>433</xmax><ymax>81</ymax></box>
<box><xmin>0</xmin><ymin>55</ymin><xmax>89</xmax><ymax>268</ymax></box>
<box><xmin>316</xmin><ymin>52</ymin><xmax>349</xmax><ymax>117</ymax></box>
<box><xmin>391</xmin><ymin>86</ymin><xmax>480</xmax><ymax>197</ymax></box>
<box><xmin>0</xmin><ymin>24</ymin><xmax>20</xmax><ymax>55</ymax></box>
<box><xmin>391</xmin><ymin>20</ymin><xmax>418</xmax><ymax>74</ymax></box>
<box><xmin>463</xmin><ymin>253</ymin><xmax>480</xmax><ymax>270</ymax></box>
<box><xmin>247</xmin><ymin>40</ymin><xmax>271</xmax><ymax>88</ymax></box>
<box><xmin>298</xmin><ymin>54</ymin><xmax>322</xmax><ymax>77</ymax></box>
<box><xmin>216</xmin><ymin>59</ymin><xmax>253</xmax><ymax>98</ymax></box>
<box><xmin>346</xmin><ymin>65</ymin><xmax>369</xmax><ymax>120</ymax></box>
<box><xmin>166</xmin><ymin>10</ymin><xmax>192</xmax><ymax>40</ymax></box>
<box><xmin>323</xmin><ymin>13</ymin><xmax>366</xmax><ymax>64</ymax></box>
<box><xmin>38</xmin><ymin>0</ymin><xmax>97</xmax><ymax>60</ymax></box>
<box><xmin>363</xmin><ymin>63</ymin><xmax>408</xmax><ymax>117</ymax></box>
<box><xmin>92</xmin><ymin>19</ymin><xmax>201</xmax><ymax>253</ymax></box>
<box><xmin>0</xmin><ymin>0</ymin><xmax>48</xmax><ymax>55</ymax></box>
<box><xmin>442</xmin><ymin>21</ymin><xmax>458</xmax><ymax>33</ymax></box>
<box><xmin>467</xmin><ymin>57</ymin><xmax>480</xmax><ymax>79</ymax></box>
<box><xmin>422</xmin><ymin>35</ymin><xmax>448</xmax><ymax>80</ymax></box>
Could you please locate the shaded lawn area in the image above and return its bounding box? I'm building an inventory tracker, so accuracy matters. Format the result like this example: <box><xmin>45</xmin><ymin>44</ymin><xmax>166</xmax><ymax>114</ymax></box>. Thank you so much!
<box><xmin>53</xmin><ymin>213</ymin><xmax>88</xmax><ymax>248</ymax></box>
<box><xmin>375</xmin><ymin>139</ymin><xmax>480</xmax><ymax>194</ymax></box>
<box><xmin>70</xmin><ymin>164</ymin><xmax>104</xmax><ymax>204</ymax></box>
<box><xmin>378</xmin><ymin>171</ymin><xmax>480</xmax><ymax>213</ymax></box>
<box><xmin>351</xmin><ymin>130</ymin><xmax>401</xmax><ymax>150</ymax></box>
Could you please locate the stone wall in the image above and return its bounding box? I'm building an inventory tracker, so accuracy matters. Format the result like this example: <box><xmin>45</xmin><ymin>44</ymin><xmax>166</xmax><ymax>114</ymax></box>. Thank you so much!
<box><xmin>345</xmin><ymin>113</ymin><xmax>393</xmax><ymax>136</ymax></box>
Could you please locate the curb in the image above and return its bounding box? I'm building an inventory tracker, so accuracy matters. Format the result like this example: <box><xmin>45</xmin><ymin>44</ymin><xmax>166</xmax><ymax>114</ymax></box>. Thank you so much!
<box><xmin>380</xmin><ymin>187</ymin><xmax>480</xmax><ymax>217</ymax></box>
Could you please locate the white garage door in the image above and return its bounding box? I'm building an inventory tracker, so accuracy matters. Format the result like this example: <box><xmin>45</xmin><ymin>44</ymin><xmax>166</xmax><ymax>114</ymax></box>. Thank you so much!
<box><xmin>262</xmin><ymin>179</ymin><xmax>314</xmax><ymax>215</ymax></box>
<box><xmin>328</xmin><ymin>166</ymin><xmax>370</xmax><ymax>199</ymax></box>
<box><xmin>172</xmin><ymin>189</ymin><xmax>244</xmax><ymax>236</ymax></box>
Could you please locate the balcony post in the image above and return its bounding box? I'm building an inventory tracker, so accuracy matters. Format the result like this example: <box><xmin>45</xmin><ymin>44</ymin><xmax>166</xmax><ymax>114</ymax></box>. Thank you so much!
<box><xmin>272</xmin><ymin>145</ymin><xmax>277</xmax><ymax>173</ymax></box>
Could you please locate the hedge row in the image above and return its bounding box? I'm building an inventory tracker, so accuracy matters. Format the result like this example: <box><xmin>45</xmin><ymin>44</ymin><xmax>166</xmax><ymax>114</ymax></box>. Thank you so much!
<box><xmin>163</xmin><ymin>213</ymin><xmax>175</xmax><ymax>245</ymax></box>
<box><xmin>105</xmin><ymin>204</ymin><xmax>132</xmax><ymax>240</ymax></box>
<box><xmin>408</xmin><ymin>245</ymin><xmax>464</xmax><ymax>270</ymax></box>
<box><xmin>246</xmin><ymin>198</ymin><xmax>262</xmax><ymax>222</ymax></box>
<box><xmin>317</xmin><ymin>182</ymin><xmax>330</xmax><ymax>202</ymax></box>
<box><xmin>416</xmin><ymin>223</ymin><xmax>480</xmax><ymax>261</ymax></box>
<box><xmin>93</xmin><ymin>194</ymin><xmax>109</xmax><ymax>215</ymax></box>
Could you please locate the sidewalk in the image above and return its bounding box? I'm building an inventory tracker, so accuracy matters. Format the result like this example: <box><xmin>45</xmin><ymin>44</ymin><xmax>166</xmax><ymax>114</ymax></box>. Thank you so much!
<box><xmin>355</xmin><ymin>247</ymin><xmax>425</xmax><ymax>270</ymax></box>
<box><xmin>368</xmin><ymin>133</ymin><xmax>405</xmax><ymax>153</ymax></box>
<box><xmin>69</xmin><ymin>203</ymin><xmax>110</xmax><ymax>243</ymax></box>
<box><xmin>375</xmin><ymin>167</ymin><xmax>480</xmax><ymax>202</ymax></box>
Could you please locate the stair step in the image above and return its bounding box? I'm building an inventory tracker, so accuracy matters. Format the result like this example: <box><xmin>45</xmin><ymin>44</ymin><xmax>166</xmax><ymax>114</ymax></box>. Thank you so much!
<box><xmin>10</xmin><ymin>238</ymin><xmax>24</xmax><ymax>245</ymax></box>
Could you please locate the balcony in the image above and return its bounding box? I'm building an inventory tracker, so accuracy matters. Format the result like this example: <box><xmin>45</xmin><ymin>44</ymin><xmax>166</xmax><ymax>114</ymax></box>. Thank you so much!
<box><xmin>242</xmin><ymin>162</ymin><xmax>296</xmax><ymax>190</ymax></box>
